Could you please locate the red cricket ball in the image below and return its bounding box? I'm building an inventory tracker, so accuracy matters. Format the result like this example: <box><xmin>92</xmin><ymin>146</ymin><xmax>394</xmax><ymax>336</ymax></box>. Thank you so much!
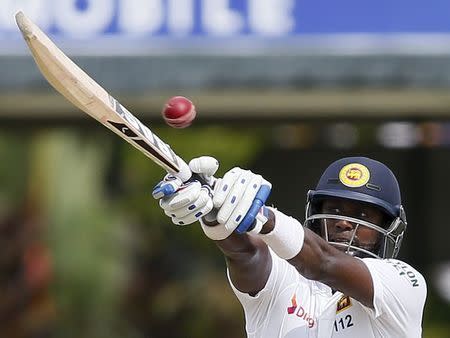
<box><xmin>162</xmin><ymin>96</ymin><xmax>196</xmax><ymax>129</ymax></box>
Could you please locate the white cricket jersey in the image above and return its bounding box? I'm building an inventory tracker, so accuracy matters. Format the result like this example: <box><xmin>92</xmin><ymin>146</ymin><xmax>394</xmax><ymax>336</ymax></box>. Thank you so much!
<box><xmin>228</xmin><ymin>250</ymin><xmax>426</xmax><ymax>338</ymax></box>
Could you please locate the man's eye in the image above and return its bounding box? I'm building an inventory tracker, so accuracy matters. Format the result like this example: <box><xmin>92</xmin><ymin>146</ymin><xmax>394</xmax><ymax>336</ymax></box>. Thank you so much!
<box><xmin>328</xmin><ymin>208</ymin><xmax>340</xmax><ymax>214</ymax></box>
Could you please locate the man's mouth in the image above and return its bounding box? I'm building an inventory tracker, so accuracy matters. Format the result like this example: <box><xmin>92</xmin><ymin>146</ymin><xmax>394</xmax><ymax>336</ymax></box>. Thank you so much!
<box><xmin>330</xmin><ymin>237</ymin><xmax>356</xmax><ymax>245</ymax></box>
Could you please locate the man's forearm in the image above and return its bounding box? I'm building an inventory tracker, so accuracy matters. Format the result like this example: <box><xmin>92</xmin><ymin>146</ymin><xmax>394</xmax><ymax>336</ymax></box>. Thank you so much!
<box><xmin>260</xmin><ymin>208</ymin><xmax>336</xmax><ymax>280</ymax></box>
<box><xmin>214</xmin><ymin>233</ymin><xmax>272</xmax><ymax>295</ymax></box>
<box><xmin>215</xmin><ymin>232</ymin><xmax>258</xmax><ymax>259</ymax></box>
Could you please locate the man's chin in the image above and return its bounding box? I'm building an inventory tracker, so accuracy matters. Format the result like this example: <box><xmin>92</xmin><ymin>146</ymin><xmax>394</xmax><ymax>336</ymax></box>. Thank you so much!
<box><xmin>329</xmin><ymin>241</ymin><xmax>353</xmax><ymax>253</ymax></box>
<box><xmin>329</xmin><ymin>241</ymin><xmax>377</xmax><ymax>258</ymax></box>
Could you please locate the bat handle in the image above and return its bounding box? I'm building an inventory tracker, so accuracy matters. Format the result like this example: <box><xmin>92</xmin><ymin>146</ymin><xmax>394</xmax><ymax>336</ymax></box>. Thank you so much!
<box><xmin>173</xmin><ymin>155</ymin><xmax>193</xmax><ymax>183</ymax></box>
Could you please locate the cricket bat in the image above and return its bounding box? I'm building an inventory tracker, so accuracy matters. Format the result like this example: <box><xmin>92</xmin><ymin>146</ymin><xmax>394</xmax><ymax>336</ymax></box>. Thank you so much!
<box><xmin>15</xmin><ymin>11</ymin><xmax>192</xmax><ymax>182</ymax></box>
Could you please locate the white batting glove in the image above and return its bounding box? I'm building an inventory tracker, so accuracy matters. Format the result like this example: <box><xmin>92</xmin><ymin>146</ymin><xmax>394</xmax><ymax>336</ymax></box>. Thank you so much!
<box><xmin>201</xmin><ymin>167</ymin><xmax>272</xmax><ymax>241</ymax></box>
<box><xmin>152</xmin><ymin>156</ymin><xmax>218</xmax><ymax>226</ymax></box>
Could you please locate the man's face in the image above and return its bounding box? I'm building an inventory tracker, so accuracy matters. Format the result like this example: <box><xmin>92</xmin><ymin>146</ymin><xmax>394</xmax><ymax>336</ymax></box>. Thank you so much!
<box><xmin>319</xmin><ymin>198</ymin><xmax>387</xmax><ymax>254</ymax></box>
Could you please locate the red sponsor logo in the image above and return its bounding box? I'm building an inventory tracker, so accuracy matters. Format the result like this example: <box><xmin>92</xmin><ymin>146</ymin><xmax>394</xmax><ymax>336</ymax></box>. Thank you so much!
<box><xmin>287</xmin><ymin>294</ymin><xmax>315</xmax><ymax>328</ymax></box>
<box><xmin>287</xmin><ymin>294</ymin><xmax>297</xmax><ymax>314</ymax></box>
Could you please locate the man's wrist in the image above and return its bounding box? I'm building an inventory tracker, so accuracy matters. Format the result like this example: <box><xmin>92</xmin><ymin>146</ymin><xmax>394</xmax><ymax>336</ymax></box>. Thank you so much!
<box><xmin>259</xmin><ymin>208</ymin><xmax>275</xmax><ymax>234</ymax></box>
<box><xmin>258</xmin><ymin>207</ymin><xmax>305</xmax><ymax>260</ymax></box>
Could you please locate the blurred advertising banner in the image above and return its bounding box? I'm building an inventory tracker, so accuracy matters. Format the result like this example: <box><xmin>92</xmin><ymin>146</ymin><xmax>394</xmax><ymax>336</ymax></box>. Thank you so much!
<box><xmin>2</xmin><ymin>0</ymin><xmax>450</xmax><ymax>55</ymax></box>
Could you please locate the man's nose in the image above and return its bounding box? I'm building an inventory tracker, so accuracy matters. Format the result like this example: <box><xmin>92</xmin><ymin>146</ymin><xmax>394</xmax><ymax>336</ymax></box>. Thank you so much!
<box><xmin>335</xmin><ymin>219</ymin><xmax>355</xmax><ymax>231</ymax></box>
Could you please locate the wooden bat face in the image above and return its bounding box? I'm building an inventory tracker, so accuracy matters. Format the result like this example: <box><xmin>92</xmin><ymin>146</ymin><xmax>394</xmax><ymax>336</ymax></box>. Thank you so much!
<box><xmin>15</xmin><ymin>11</ymin><xmax>192</xmax><ymax>182</ymax></box>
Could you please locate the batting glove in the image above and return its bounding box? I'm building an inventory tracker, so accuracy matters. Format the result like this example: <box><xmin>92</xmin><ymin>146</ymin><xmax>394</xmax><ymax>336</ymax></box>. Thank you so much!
<box><xmin>152</xmin><ymin>156</ymin><xmax>218</xmax><ymax>226</ymax></box>
<box><xmin>201</xmin><ymin>167</ymin><xmax>272</xmax><ymax>240</ymax></box>
<box><xmin>152</xmin><ymin>158</ymin><xmax>271</xmax><ymax>241</ymax></box>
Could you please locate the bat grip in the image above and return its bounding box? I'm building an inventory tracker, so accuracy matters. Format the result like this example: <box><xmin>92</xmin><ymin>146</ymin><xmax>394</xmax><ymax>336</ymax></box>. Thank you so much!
<box><xmin>190</xmin><ymin>172</ymin><xmax>217</xmax><ymax>190</ymax></box>
<box><xmin>174</xmin><ymin>155</ymin><xmax>193</xmax><ymax>183</ymax></box>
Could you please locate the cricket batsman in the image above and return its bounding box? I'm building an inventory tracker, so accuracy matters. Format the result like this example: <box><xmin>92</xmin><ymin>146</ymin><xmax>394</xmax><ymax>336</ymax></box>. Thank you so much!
<box><xmin>153</xmin><ymin>156</ymin><xmax>426</xmax><ymax>337</ymax></box>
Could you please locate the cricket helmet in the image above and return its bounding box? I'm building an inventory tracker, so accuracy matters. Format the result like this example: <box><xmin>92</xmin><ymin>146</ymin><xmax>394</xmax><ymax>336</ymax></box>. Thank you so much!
<box><xmin>305</xmin><ymin>157</ymin><xmax>406</xmax><ymax>259</ymax></box>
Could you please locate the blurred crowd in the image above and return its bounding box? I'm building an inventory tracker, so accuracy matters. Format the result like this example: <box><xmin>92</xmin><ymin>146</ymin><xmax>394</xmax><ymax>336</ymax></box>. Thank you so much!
<box><xmin>0</xmin><ymin>203</ymin><xmax>54</xmax><ymax>338</ymax></box>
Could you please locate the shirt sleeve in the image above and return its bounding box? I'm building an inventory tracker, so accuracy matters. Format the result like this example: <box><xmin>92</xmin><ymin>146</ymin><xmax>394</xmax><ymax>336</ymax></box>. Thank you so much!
<box><xmin>227</xmin><ymin>248</ymin><xmax>307</xmax><ymax>334</ymax></box>
<box><xmin>361</xmin><ymin>258</ymin><xmax>427</xmax><ymax>334</ymax></box>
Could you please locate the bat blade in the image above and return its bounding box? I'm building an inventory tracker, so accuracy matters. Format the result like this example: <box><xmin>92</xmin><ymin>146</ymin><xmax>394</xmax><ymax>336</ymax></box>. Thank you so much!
<box><xmin>15</xmin><ymin>11</ymin><xmax>191</xmax><ymax>182</ymax></box>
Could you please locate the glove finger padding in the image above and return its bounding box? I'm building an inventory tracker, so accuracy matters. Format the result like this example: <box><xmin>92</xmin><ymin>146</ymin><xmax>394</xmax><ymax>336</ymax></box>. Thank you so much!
<box><xmin>160</xmin><ymin>181</ymin><xmax>202</xmax><ymax>211</ymax></box>
<box><xmin>213</xmin><ymin>168</ymin><xmax>242</xmax><ymax>208</ymax></box>
<box><xmin>216</xmin><ymin>170</ymin><xmax>255</xmax><ymax>223</ymax></box>
<box><xmin>224</xmin><ymin>174</ymin><xmax>265</xmax><ymax>231</ymax></box>
<box><xmin>160</xmin><ymin>181</ymin><xmax>214</xmax><ymax>226</ymax></box>
<box><xmin>171</xmin><ymin>193</ymin><xmax>214</xmax><ymax>225</ymax></box>
<box><xmin>163</xmin><ymin>185</ymin><xmax>212</xmax><ymax>219</ymax></box>
<box><xmin>201</xmin><ymin>167</ymin><xmax>270</xmax><ymax>241</ymax></box>
<box><xmin>217</xmin><ymin>171</ymin><xmax>262</xmax><ymax>230</ymax></box>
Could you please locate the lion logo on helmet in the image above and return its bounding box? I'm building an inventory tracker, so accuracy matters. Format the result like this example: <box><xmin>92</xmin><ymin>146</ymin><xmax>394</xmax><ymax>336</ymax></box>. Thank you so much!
<box><xmin>339</xmin><ymin>163</ymin><xmax>370</xmax><ymax>188</ymax></box>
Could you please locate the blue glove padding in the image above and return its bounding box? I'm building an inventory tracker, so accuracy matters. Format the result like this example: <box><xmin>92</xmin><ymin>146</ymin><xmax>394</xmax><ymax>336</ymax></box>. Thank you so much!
<box><xmin>235</xmin><ymin>184</ymin><xmax>271</xmax><ymax>233</ymax></box>
<box><xmin>152</xmin><ymin>178</ymin><xmax>179</xmax><ymax>199</ymax></box>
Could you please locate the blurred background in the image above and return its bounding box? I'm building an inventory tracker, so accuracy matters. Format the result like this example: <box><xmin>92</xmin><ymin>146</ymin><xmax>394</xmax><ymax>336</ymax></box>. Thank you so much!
<box><xmin>1</xmin><ymin>1</ymin><xmax>450</xmax><ymax>337</ymax></box>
